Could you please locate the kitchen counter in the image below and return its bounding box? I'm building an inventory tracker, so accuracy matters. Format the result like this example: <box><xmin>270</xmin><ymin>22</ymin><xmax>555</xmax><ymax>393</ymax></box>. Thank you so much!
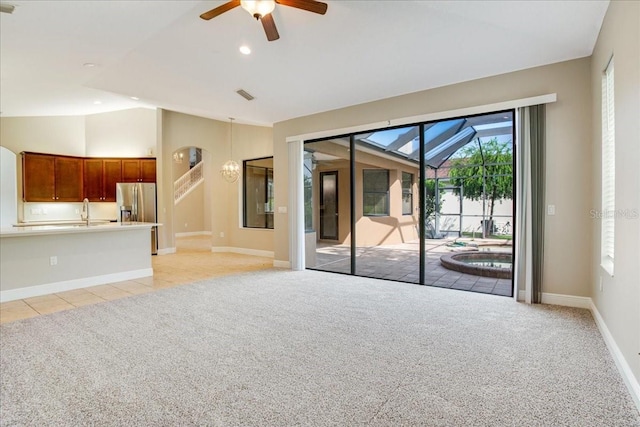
<box><xmin>1</xmin><ymin>222</ymin><xmax>160</xmax><ymax>302</ymax></box>
<box><xmin>1</xmin><ymin>222</ymin><xmax>159</xmax><ymax>237</ymax></box>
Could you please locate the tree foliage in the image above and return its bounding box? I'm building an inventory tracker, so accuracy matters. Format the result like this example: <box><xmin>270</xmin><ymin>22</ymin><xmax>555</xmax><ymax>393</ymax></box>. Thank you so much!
<box><xmin>449</xmin><ymin>138</ymin><xmax>513</xmax><ymax>224</ymax></box>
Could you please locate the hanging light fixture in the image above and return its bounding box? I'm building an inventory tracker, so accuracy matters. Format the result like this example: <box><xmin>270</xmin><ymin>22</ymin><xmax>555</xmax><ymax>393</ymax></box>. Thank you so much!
<box><xmin>240</xmin><ymin>0</ymin><xmax>275</xmax><ymax>19</ymax></box>
<box><xmin>220</xmin><ymin>117</ymin><xmax>240</xmax><ymax>183</ymax></box>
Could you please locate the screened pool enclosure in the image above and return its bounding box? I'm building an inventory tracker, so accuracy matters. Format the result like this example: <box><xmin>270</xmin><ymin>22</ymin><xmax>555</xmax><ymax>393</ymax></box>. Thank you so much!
<box><xmin>304</xmin><ymin>110</ymin><xmax>514</xmax><ymax>297</ymax></box>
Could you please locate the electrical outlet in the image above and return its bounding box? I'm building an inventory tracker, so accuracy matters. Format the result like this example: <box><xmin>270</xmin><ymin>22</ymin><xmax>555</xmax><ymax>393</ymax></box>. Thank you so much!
<box><xmin>49</xmin><ymin>256</ymin><xmax>57</xmax><ymax>266</ymax></box>
<box><xmin>75</xmin><ymin>209</ymin><xmax>80</xmax><ymax>214</ymax></box>
<box><xmin>547</xmin><ymin>204</ymin><xmax>556</xmax><ymax>215</ymax></box>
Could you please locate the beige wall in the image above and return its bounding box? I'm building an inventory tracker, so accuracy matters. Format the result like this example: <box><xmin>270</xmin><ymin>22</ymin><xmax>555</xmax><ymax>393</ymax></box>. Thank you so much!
<box><xmin>311</xmin><ymin>159</ymin><xmax>421</xmax><ymax>247</ymax></box>
<box><xmin>274</xmin><ymin>58</ymin><xmax>593</xmax><ymax>298</ymax></box>
<box><xmin>309</xmin><ymin>140</ymin><xmax>419</xmax><ymax>246</ymax></box>
<box><xmin>174</xmin><ymin>180</ymin><xmax>206</xmax><ymax>234</ymax></box>
<box><xmin>159</xmin><ymin>110</ymin><xmax>274</xmax><ymax>253</ymax></box>
<box><xmin>590</xmin><ymin>1</ymin><xmax>640</xmax><ymax>387</ymax></box>
<box><xmin>0</xmin><ymin>116</ymin><xmax>86</xmax><ymax>156</ymax></box>
<box><xmin>85</xmin><ymin>108</ymin><xmax>156</xmax><ymax>157</ymax></box>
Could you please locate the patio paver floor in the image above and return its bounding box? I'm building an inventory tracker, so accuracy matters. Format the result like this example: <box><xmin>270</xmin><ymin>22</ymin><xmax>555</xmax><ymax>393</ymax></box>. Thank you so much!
<box><xmin>311</xmin><ymin>238</ymin><xmax>513</xmax><ymax>297</ymax></box>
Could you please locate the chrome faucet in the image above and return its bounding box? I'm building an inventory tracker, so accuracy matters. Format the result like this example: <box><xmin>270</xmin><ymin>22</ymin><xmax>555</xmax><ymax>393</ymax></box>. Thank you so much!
<box><xmin>81</xmin><ymin>198</ymin><xmax>90</xmax><ymax>225</ymax></box>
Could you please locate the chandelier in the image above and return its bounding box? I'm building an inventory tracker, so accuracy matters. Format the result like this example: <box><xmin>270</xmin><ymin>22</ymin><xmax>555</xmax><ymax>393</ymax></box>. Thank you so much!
<box><xmin>220</xmin><ymin>118</ymin><xmax>240</xmax><ymax>183</ymax></box>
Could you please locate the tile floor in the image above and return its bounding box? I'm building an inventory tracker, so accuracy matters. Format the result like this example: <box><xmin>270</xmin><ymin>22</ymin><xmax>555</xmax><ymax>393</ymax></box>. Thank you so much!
<box><xmin>1</xmin><ymin>236</ymin><xmax>513</xmax><ymax>324</ymax></box>
<box><xmin>0</xmin><ymin>236</ymin><xmax>274</xmax><ymax>324</ymax></box>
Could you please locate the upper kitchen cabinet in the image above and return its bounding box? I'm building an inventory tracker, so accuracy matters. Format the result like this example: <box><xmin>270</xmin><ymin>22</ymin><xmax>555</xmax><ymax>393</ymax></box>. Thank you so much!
<box><xmin>84</xmin><ymin>158</ymin><xmax>122</xmax><ymax>202</ymax></box>
<box><xmin>122</xmin><ymin>159</ymin><xmax>156</xmax><ymax>183</ymax></box>
<box><xmin>22</xmin><ymin>153</ymin><xmax>83</xmax><ymax>202</ymax></box>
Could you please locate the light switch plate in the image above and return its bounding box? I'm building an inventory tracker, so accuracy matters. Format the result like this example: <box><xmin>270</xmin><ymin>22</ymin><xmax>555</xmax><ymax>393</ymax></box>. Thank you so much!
<box><xmin>278</xmin><ymin>206</ymin><xmax>287</xmax><ymax>214</ymax></box>
<box><xmin>547</xmin><ymin>205</ymin><xmax>556</xmax><ymax>215</ymax></box>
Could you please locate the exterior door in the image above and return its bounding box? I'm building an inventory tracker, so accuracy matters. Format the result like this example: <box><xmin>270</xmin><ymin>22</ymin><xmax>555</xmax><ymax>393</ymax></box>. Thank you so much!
<box><xmin>320</xmin><ymin>171</ymin><xmax>338</xmax><ymax>240</ymax></box>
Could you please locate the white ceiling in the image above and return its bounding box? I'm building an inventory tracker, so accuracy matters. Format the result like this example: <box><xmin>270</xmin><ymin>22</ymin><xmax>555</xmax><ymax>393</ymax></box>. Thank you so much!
<box><xmin>0</xmin><ymin>1</ymin><xmax>609</xmax><ymax>126</ymax></box>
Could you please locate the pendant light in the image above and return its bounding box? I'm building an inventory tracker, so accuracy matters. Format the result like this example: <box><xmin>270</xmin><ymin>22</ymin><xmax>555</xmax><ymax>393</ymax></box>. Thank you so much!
<box><xmin>220</xmin><ymin>117</ymin><xmax>240</xmax><ymax>183</ymax></box>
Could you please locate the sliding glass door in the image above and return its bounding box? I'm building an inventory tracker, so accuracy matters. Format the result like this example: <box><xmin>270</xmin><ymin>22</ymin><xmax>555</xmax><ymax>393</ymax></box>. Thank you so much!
<box><xmin>304</xmin><ymin>110</ymin><xmax>515</xmax><ymax>297</ymax></box>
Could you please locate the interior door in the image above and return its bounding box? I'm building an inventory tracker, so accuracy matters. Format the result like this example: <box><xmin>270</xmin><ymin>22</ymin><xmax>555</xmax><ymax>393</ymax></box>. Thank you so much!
<box><xmin>320</xmin><ymin>171</ymin><xmax>338</xmax><ymax>240</ymax></box>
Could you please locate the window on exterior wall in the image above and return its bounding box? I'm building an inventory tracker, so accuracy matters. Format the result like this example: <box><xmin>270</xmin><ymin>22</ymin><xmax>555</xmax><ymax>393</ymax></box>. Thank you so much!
<box><xmin>363</xmin><ymin>169</ymin><xmax>389</xmax><ymax>216</ymax></box>
<box><xmin>601</xmin><ymin>57</ymin><xmax>615</xmax><ymax>275</ymax></box>
<box><xmin>243</xmin><ymin>157</ymin><xmax>274</xmax><ymax>229</ymax></box>
<box><xmin>402</xmin><ymin>172</ymin><xmax>413</xmax><ymax>215</ymax></box>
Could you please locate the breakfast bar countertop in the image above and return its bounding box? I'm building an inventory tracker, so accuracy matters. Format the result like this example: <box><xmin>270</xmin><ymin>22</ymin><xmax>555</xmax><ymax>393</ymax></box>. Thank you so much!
<box><xmin>0</xmin><ymin>222</ymin><xmax>160</xmax><ymax>238</ymax></box>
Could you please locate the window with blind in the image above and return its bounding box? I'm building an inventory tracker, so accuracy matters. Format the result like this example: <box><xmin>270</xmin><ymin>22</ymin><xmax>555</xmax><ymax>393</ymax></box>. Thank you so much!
<box><xmin>363</xmin><ymin>169</ymin><xmax>389</xmax><ymax>216</ymax></box>
<box><xmin>601</xmin><ymin>57</ymin><xmax>615</xmax><ymax>275</ymax></box>
<box><xmin>402</xmin><ymin>172</ymin><xmax>413</xmax><ymax>215</ymax></box>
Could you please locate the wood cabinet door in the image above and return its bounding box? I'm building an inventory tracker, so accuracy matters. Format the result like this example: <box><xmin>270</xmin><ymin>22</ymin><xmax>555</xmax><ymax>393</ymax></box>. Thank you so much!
<box><xmin>103</xmin><ymin>159</ymin><xmax>122</xmax><ymax>201</ymax></box>
<box><xmin>121</xmin><ymin>159</ymin><xmax>141</xmax><ymax>182</ymax></box>
<box><xmin>23</xmin><ymin>153</ymin><xmax>56</xmax><ymax>202</ymax></box>
<box><xmin>55</xmin><ymin>157</ymin><xmax>83</xmax><ymax>201</ymax></box>
<box><xmin>83</xmin><ymin>159</ymin><xmax>104</xmax><ymax>202</ymax></box>
<box><xmin>140</xmin><ymin>159</ymin><xmax>156</xmax><ymax>182</ymax></box>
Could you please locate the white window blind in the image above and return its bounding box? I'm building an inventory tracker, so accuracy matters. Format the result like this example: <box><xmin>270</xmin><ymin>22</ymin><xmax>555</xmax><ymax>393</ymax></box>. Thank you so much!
<box><xmin>601</xmin><ymin>57</ymin><xmax>615</xmax><ymax>275</ymax></box>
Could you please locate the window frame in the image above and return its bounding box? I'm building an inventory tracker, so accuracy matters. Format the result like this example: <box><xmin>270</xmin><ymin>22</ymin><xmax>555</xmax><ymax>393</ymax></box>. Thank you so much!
<box><xmin>362</xmin><ymin>169</ymin><xmax>390</xmax><ymax>217</ymax></box>
<box><xmin>401</xmin><ymin>171</ymin><xmax>414</xmax><ymax>216</ymax></box>
<box><xmin>242</xmin><ymin>157</ymin><xmax>274</xmax><ymax>230</ymax></box>
<box><xmin>600</xmin><ymin>57</ymin><xmax>615</xmax><ymax>276</ymax></box>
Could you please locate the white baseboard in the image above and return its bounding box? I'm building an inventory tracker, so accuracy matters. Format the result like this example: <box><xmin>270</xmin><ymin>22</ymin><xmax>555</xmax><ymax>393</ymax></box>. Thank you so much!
<box><xmin>0</xmin><ymin>268</ymin><xmax>154</xmax><ymax>303</ymax></box>
<box><xmin>541</xmin><ymin>292</ymin><xmax>592</xmax><ymax>309</ymax></box>
<box><xmin>175</xmin><ymin>231</ymin><xmax>211</xmax><ymax>237</ymax></box>
<box><xmin>273</xmin><ymin>260</ymin><xmax>291</xmax><ymax>268</ymax></box>
<box><xmin>517</xmin><ymin>290</ymin><xmax>592</xmax><ymax>309</ymax></box>
<box><xmin>590</xmin><ymin>301</ymin><xmax>640</xmax><ymax>412</ymax></box>
<box><xmin>157</xmin><ymin>247</ymin><xmax>176</xmax><ymax>255</ymax></box>
<box><xmin>211</xmin><ymin>246</ymin><xmax>274</xmax><ymax>258</ymax></box>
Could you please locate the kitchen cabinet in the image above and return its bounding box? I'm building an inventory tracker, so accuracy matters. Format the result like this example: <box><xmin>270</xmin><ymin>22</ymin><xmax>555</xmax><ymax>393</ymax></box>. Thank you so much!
<box><xmin>84</xmin><ymin>159</ymin><xmax>122</xmax><ymax>202</ymax></box>
<box><xmin>23</xmin><ymin>153</ymin><xmax>155</xmax><ymax>202</ymax></box>
<box><xmin>122</xmin><ymin>159</ymin><xmax>156</xmax><ymax>183</ymax></box>
<box><xmin>22</xmin><ymin>153</ymin><xmax>83</xmax><ymax>202</ymax></box>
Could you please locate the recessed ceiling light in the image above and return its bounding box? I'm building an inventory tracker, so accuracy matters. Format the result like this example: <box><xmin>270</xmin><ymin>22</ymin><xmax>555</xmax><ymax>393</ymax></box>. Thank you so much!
<box><xmin>83</xmin><ymin>63</ymin><xmax>96</xmax><ymax>68</ymax></box>
<box><xmin>93</xmin><ymin>100</ymin><xmax>102</xmax><ymax>105</ymax></box>
<box><xmin>130</xmin><ymin>96</ymin><xmax>140</xmax><ymax>101</ymax></box>
<box><xmin>239</xmin><ymin>45</ymin><xmax>251</xmax><ymax>55</ymax></box>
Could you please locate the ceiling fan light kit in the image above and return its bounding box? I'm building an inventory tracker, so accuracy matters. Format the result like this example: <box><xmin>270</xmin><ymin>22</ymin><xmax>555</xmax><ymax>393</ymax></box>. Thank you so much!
<box><xmin>241</xmin><ymin>0</ymin><xmax>275</xmax><ymax>19</ymax></box>
<box><xmin>200</xmin><ymin>0</ymin><xmax>327</xmax><ymax>42</ymax></box>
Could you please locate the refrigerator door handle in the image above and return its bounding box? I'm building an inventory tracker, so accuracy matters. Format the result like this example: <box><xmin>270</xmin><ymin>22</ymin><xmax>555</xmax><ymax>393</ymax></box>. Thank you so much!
<box><xmin>132</xmin><ymin>186</ymin><xmax>137</xmax><ymax>221</ymax></box>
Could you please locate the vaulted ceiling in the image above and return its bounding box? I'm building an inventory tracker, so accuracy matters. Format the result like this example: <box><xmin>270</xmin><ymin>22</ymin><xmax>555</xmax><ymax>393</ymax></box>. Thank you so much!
<box><xmin>0</xmin><ymin>1</ymin><xmax>609</xmax><ymax>126</ymax></box>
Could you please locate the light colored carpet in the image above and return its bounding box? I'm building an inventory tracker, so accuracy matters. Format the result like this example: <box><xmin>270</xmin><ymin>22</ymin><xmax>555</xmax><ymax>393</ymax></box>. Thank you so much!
<box><xmin>1</xmin><ymin>269</ymin><xmax>638</xmax><ymax>426</ymax></box>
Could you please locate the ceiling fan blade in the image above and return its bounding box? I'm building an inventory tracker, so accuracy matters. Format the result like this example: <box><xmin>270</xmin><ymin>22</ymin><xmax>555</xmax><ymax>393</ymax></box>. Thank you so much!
<box><xmin>275</xmin><ymin>0</ymin><xmax>328</xmax><ymax>15</ymax></box>
<box><xmin>200</xmin><ymin>0</ymin><xmax>241</xmax><ymax>20</ymax></box>
<box><xmin>261</xmin><ymin>14</ymin><xmax>280</xmax><ymax>41</ymax></box>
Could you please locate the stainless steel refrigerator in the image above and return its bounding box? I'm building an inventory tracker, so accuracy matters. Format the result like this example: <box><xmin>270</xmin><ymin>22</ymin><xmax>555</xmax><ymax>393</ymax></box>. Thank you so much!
<box><xmin>116</xmin><ymin>182</ymin><xmax>158</xmax><ymax>255</ymax></box>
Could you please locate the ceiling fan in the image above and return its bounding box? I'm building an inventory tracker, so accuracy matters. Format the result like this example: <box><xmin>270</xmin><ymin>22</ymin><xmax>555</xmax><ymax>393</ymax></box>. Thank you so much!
<box><xmin>200</xmin><ymin>0</ymin><xmax>328</xmax><ymax>42</ymax></box>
